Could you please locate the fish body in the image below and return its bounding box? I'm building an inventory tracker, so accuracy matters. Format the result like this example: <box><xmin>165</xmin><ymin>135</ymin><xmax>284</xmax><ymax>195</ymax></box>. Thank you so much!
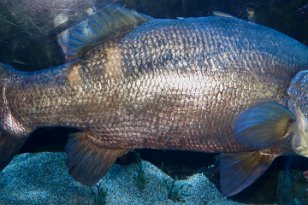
<box><xmin>0</xmin><ymin>6</ymin><xmax>307</xmax><ymax>196</ymax></box>
<box><xmin>5</xmin><ymin>16</ymin><xmax>307</xmax><ymax>151</ymax></box>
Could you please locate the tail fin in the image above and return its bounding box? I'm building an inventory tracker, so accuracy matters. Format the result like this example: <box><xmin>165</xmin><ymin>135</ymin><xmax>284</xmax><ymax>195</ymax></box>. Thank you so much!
<box><xmin>0</xmin><ymin>130</ymin><xmax>28</xmax><ymax>170</ymax></box>
<box><xmin>0</xmin><ymin>63</ymin><xmax>29</xmax><ymax>171</ymax></box>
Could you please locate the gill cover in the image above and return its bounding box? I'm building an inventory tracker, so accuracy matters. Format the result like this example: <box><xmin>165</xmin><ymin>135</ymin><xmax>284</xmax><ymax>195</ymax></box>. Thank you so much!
<box><xmin>288</xmin><ymin>70</ymin><xmax>308</xmax><ymax>157</ymax></box>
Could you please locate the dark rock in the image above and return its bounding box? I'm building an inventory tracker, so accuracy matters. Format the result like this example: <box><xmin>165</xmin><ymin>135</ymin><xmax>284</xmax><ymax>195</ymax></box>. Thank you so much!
<box><xmin>277</xmin><ymin>170</ymin><xmax>308</xmax><ymax>205</ymax></box>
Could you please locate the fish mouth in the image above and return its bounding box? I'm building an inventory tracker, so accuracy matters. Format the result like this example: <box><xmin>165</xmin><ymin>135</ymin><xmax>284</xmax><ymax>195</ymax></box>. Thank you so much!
<box><xmin>291</xmin><ymin>107</ymin><xmax>308</xmax><ymax>157</ymax></box>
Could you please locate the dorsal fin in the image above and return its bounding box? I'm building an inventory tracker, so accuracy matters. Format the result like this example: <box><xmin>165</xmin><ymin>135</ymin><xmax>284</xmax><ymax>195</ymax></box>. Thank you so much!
<box><xmin>57</xmin><ymin>4</ymin><xmax>153</xmax><ymax>62</ymax></box>
<box><xmin>212</xmin><ymin>11</ymin><xmax>235</xmax><ymax>18</ymax></box>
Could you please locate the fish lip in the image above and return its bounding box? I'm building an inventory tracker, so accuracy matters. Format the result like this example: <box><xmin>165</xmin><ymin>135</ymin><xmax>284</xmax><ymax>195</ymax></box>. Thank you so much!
<box><xmin>291</xmin><ymin>106</ymin><xmax>308</xmax><ymax>158</ymax></box>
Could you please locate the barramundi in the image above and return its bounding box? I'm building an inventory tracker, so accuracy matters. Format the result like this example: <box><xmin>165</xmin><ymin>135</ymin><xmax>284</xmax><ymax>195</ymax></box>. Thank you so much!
<box><xmin>0</xmin><ymin>5</ymin><xmax>307</xmax><ymax>196</ymax></box>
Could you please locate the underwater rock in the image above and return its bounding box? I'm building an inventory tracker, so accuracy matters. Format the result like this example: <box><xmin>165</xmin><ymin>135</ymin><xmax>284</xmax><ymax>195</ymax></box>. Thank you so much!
<box><xmin>0</xmin><ymin>153</ymin><xmax>92</xmax><ymax>205</ymax></box>
<box><xmin>0</xmin><ymin>152</ymin><xmax>243</xmax><ymax>205</ymax></box>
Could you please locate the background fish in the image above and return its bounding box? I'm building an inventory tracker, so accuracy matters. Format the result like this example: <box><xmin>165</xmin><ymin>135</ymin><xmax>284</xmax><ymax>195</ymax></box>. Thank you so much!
<box><xmin>0</xmin><ymin>5</ymin><xmax>307</xmax><ymax>196</ymax></box>
<box><xmin>0</xmin><ymin>0</ymin><xmax>115</xmax><ymax>69</ymax></box>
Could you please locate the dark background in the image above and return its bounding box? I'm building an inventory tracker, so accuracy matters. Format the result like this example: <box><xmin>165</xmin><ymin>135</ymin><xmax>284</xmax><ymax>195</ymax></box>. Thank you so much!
<box><xmin>0</xmin><ymin>0</ymin><xmax>307</xmax><ymax>204</ymax></box>
<box><xmin>0</xmin><ymin>0</ymin><xmax>307</xmax><ymax>70</ymax></box>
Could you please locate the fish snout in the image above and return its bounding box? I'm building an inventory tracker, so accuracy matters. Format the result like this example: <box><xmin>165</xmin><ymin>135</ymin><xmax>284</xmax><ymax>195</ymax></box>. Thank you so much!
<box><xmin>288</xmin><ymin>70</ymin><xmax>308</xmax><ymax>157</ymax></box>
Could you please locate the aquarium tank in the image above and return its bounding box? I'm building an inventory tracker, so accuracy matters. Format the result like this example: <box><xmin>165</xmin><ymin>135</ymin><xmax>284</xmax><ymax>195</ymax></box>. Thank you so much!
<box><xmin>0</xmin><ymin>0</ymin><xmax>307</xmax><ymax>204</ymax></box>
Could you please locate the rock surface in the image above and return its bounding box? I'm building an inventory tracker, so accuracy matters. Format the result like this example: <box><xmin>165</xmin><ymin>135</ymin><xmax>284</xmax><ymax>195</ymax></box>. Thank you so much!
<box><xmin>0</xmin><ymin>152</ymin><xmax>243</xmax><ymax>205</ymax></box>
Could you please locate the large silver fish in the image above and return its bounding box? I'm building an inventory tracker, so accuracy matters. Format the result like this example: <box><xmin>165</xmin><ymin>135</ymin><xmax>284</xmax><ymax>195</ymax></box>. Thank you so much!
<box><xmin>0</xmin><ymin>5</ymin><xmax>307</xmax><ymax>196</ymax></box>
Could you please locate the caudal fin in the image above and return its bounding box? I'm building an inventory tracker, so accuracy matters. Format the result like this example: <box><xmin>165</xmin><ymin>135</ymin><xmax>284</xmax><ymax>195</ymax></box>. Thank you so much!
<box><xmin>0</xmin><ymin>63</ymin><xmax>29</xmax><ymax>171</ymax></box>
<box><xmin>0</xmin><ymin>130</ymin><xmax>28</xmax><ymax>170</ymax></box>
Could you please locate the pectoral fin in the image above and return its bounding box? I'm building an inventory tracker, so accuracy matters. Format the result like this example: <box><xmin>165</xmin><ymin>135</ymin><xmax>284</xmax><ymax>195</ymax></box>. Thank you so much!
<box><xmin>65</xmin><ymin>132</ymin><xmax>126</xmax><ymax>186</ymax></box>
<box><xmin>235</xmin><ymin>102</ymin><xmax>295</xmax><ymax>149</ymax></box>
<box><xmin>220</xmin><ymin>151</ymin><xmax>276</xmax><ymax>196</ymax></box>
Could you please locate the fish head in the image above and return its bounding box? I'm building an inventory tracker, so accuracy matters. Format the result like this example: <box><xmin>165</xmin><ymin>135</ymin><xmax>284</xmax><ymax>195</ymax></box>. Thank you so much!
<box><xmin>288</xmin><ymin>70</ymin><xmax>308</xmax><ymax>157</ymax></box>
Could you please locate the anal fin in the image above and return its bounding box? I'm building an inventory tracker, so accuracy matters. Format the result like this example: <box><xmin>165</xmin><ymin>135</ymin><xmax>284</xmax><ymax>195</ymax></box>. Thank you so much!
<box><xmin>65</xmin><ymin>132</ymin><xmax>126</xmax><ymax>186</ymax></box>
<box><xmin>220</xmin><ymin>151</ymin><xmax>276</xmax><ymax>196</ymax></box>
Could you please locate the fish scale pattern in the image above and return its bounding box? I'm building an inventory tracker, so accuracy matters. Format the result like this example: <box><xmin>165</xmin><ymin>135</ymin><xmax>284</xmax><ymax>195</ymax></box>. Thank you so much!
<box><xmin>3</xmin><ymin>16</ymin><xmax>308</xmax><ymax>154</ymax></box>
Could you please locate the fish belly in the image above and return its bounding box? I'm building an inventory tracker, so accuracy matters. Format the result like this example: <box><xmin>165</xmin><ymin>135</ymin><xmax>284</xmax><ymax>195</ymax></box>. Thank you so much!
<box><xmin>88</xmin><ymin>68</ymin><xmax>287</xmax><ymax>152</ymax></box>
